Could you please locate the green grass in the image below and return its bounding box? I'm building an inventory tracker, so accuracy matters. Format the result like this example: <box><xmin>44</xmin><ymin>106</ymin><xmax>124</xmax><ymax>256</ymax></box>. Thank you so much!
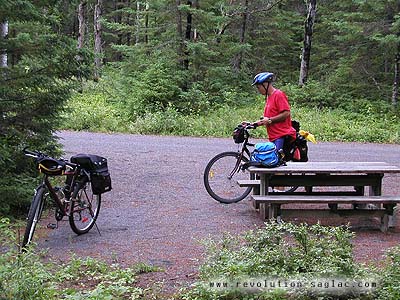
<box><xmin>0</xmin><ymin>218</ymin><xmax>160</xmax><ymax>300</ymax></box>
<box><xmin>61</xmin><ymin>93</ymin><xmax>400</xmax><ymax>144</ymax></box>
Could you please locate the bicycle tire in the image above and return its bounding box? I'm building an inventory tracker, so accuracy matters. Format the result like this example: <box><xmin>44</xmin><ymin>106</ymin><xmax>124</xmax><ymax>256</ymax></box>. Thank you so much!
<box><xmin>22</xmin><ymin>186</ymin><xmax>45</xmax><ymax>248</ymax></box>
<box><xmin>69</xmin><ymin>180</ymin><xmax>101</xmax><ymax>235</ymax></box>
<box><xmin>204</xmin><ymin>151</ymin><xmax>253</xmax><ymax>204</ymax></box>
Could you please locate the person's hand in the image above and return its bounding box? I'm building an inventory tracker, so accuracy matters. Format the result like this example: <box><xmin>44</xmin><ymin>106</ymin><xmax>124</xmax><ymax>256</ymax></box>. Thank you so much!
<box><xmin>250</xmin><ymin>122</ymin><xmax>259</xmax><ymax>128</ymax></box>
<box><xmin>260</xmin><ymin>117</ymin><xmax>272</xmax><ymax>125</ymax></box>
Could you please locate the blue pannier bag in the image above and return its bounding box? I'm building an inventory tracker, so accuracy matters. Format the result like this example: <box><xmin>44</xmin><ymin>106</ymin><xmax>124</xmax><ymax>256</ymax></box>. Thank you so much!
<box><xmin>250</xmin><ymin>142</ymin><xmax>281</xmax><ymax>168</ymax></box>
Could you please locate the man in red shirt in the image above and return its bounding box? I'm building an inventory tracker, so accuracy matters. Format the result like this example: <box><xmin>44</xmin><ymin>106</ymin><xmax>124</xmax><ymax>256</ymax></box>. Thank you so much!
<box><xmin>250</xmin><ymin>72</ymin><xmax>296</xmax><ymax>152</ymax></box>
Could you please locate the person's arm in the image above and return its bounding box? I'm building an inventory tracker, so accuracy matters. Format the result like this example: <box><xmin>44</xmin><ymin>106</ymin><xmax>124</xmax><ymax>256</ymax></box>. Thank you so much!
<box><xmin>255</xmin><ymin>110</ymin><xmax>290</xmax><ymax>126</ymax></box>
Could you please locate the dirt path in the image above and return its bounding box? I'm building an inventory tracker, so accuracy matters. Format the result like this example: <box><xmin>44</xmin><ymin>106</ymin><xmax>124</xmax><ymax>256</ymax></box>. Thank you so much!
<box><xmin>38</xmin><ymin>131</ymin><xmax>400</xmax><ymax>294</ymax></box>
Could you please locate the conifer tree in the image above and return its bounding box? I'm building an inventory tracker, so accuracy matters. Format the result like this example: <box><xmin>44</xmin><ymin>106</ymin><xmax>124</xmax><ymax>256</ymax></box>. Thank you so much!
<box><xmin>0</xmin><ymin>0</ymin><xmax>90</xmax><ymax>214</ymax></box>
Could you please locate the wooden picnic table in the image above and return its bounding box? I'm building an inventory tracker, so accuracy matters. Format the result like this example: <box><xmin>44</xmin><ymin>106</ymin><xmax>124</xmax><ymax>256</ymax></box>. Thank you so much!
<box><xmin>243</xmin><ymin>161</ymin><xmax>400</xmax><ymax>231</ymax></box>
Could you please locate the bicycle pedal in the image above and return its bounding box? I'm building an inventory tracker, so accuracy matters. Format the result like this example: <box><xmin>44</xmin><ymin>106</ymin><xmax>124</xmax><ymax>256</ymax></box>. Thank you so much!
<box><xmin>47</xmin><ymin>223</ymin><xmax>57</xmax><ymax>229</ymax></box>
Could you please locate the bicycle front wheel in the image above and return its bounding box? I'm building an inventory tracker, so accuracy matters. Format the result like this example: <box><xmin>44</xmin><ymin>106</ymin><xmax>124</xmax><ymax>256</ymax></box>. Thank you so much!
<box><xmin>23</xmin><ymin>186</ymin><xmax>46</xmax><ymax>248</ymax></box>
<box><xmin>204</xmin><ymin>151</ymin><xmax>253</xmax><ymax>204</ymax></box>
<box><xmin>69</xmin><ymin>180</ymin><xmax>101</xmax><ymax>235</ymax></box>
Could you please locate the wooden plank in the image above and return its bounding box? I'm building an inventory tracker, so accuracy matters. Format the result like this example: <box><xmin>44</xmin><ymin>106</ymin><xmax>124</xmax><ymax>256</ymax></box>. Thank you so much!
<box><xmin>251</xmin><ymin>197</ymin><xmax>259</xmax><ymax>209</ymax></box>
<box><xmin>248</xmin><ymin>161</ymin><xmax>400</xmax><ymax>174</ymax></box>
<box><xmin>252</xmin><ymin>195</ymin><xmax>400</xmax><ymax>204</ymax></box>
<box><xmin>280</xmin><ymin>208</ymin><xmax>386</xmax><ymax>218</ymax></box>
<box><xmin>237</xmin><ymin>180</ymin><xmax>260</xmax><ymax>187</ymax></box>
<box><xmin>267</xmin><ymin>174</ymin><xmax>382</xmax><ymax>187</ymax></box>
<box><xmin>277</xmin><ymin>191</ymin><xmax>364</xmax><ymax>196</ymax></box>
<box><xmin>259</xmin><ymin>203</ymin><xmax>268</xmax><ymax>220</ymax></box>
<box><xmin>238</xmin><ymin>175</ymin><xmax>381</xmax><ymax>189</ymax></box>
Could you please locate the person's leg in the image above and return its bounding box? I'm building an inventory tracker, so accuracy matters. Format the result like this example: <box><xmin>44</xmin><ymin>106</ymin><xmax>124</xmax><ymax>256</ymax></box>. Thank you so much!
<box><xmin>272</xmin><ymin>137</ymin><xmax>285</xmax><ymax>152</ymax></box>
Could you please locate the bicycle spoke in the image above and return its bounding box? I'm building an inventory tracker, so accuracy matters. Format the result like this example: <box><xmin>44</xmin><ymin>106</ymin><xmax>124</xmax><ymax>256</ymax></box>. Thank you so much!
<box><xmin>204</xmin><ymin>152</ymin><xmax>252</xmax><ymax>204</ymax></box>
<box><xmin>69</xmin><ymin>181</ymin><xmax>101</xmax><ymax>235</ymax></box>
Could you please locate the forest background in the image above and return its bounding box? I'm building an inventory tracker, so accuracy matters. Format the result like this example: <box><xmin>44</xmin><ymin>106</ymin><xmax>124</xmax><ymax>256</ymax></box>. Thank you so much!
<box><xmin>1</xmin><ymin>0</ymin><xmax>400</xmax><ymax>215</ymax></box>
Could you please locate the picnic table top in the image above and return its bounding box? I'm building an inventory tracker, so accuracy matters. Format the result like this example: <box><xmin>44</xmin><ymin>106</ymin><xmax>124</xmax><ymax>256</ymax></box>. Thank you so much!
<box><xmin>247</xmin><ymin>161</ymin><xmax>400</xmax><ymax>174</ymax></box>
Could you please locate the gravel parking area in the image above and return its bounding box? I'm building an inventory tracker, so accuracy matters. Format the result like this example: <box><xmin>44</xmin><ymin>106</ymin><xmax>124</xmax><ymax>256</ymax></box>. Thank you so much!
<box><xmin>36</xmin><ymin>131</ymin><xmax>400</xmax><ymax>294</ymax></box>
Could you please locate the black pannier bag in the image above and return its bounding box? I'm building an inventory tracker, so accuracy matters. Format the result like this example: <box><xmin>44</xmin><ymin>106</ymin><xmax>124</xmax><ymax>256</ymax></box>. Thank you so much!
<box><xmin>70</xmin><ymin>154</ymin><xmax>112</xmax><ymax>195</ymax></box>
<box><xmin>293</xmin><ymin>133</ymin><xmax>308</xmax><ymax>162</ymax></box>
<box><xmin>232</xmin><ymin>125</ymin><xmax>245</xmax><ymax>144</ymax></box>
<box><xmin>292</xmin><ymin>120</ymin><xmax>308</xmax><ymax>162</ymax></box>
<box><xmin>282</xmin><ymin>120</ymin><xmax>309</xmax><ymax>162</ymax></box>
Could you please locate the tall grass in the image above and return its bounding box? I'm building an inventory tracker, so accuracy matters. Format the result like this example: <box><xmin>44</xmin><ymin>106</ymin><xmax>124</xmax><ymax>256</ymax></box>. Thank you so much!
<box><xmin>61</xmin><ymin>93</ymin><xmax>400</xmax><ymax>143</ymax></box>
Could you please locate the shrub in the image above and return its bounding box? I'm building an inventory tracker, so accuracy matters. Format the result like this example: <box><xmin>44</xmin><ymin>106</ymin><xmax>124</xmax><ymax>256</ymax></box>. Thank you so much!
<box><xmin>61</xmin><ymin>92</ymin><xmax>129</xmax><ymax>132</ymax></box>
<box><xmin>282</xmin><ymin>81</ymin><xmax>341</xmax><ymax>109</ymax></box>
<box><xmin>0</xmin><ymin>218</ymin><xmax>155</xmax><ymax>300</ymax></box>
<box><xmin>180</xmin><ymin>222</ymin><xmax>374</xmax><ymax>300</ymax></box>
<box><xmin>375</xmin><ymin>246</ymin><xmax>400</xmax><ymax>300</ymax></box>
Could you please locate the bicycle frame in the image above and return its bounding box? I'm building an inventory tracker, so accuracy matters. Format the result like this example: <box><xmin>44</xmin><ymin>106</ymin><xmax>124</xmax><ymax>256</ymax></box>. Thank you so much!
<box><xmin>42</xmin><ymin>173</ymin><xmax>74</xmax><ymax>218</ymax></box>
<box><xmin>228</xmin><ymin>128</ymin><xmax>255</xmax><ymax>179</ymax></box>
<box><xmin>40</xmin><ymin>166</ymin><xmax>89</xmax><ymax>219</ymax></box>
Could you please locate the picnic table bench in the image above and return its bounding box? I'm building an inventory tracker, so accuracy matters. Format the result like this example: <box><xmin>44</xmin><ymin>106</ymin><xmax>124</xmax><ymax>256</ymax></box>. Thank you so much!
<box><xmin>239</xmin><ymin>161</ymin><xmax>400</xmax><ymax>232</ymax></box>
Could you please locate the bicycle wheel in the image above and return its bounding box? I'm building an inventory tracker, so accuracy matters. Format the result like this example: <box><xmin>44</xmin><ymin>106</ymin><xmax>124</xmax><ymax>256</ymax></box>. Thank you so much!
<box><xmin>23</xmin><ymin>186</ymin><xmax>46</xmax><ymax>248</ymax></box>
<box><xmin>204</xmin><ymin>151</ymin><xmax>253</xmax><ymax>204</ymax></box>
<box><xmin>69</xmin><ymin>180</ymin><xmax>101</xmax><ymax>235</ymax></box>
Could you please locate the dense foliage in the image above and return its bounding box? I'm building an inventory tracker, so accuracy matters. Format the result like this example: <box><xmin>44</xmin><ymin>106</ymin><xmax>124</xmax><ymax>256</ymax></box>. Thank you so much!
<box><xmin>94</xmin><ymin>0</ymin><xmax>400</xmax><ymax>116</ymax></box>
<box><xmin>0</xmin><ymin>0</ymin><xmax>90</xmax><ymax>215</ymax></box>
<box><xmin>62</xmin><ymin>0</ymin><xmax>399</xmax><ymax>143</ymax></box>
<box><xmin>2</xmin><ymin>2</ymin><xmax>399</xmax><ymax>299</ymax></box>
<box><xmin>1</xmin><ymin>0</ymin><xmax>400</xmax><ymax>214</ymax></box>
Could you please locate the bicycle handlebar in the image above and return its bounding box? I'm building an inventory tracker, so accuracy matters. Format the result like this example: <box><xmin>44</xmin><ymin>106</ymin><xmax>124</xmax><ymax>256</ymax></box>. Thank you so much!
<box><xmin>23</xmin><ymin>147</ymin><xmax>43</xmax><ymax>158</ymax></box>
<box><xmin>23</xmin><ymin>147</ymin><xmax>78</xmax><ymax>168</ymax></box>
<box><xmin>237</xmin><ymin>123</ymin><xmax>256</xmax><ymax>131</ymax></box>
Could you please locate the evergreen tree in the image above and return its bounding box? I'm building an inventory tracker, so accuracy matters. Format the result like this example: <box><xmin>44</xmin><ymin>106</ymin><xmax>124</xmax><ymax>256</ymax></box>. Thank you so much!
<box><xmin>0</xmin><ymin>0</ymin><xmax>90</xmax><ymax>214</ymax></box>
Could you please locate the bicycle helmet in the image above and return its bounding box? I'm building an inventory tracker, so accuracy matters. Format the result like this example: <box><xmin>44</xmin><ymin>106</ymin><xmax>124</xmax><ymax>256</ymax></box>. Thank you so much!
<box><xmin>251</xmin><ymin>72</ymin><xmax>274</xmax><ymax>85</ymax></box>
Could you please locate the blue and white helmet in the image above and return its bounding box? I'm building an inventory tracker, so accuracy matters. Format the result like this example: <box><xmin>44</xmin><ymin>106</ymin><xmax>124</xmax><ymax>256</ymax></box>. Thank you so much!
<box><xmin>252</xmin><ymin>72</ymin><xmax>274</xmax><ymax>85</ymax></box>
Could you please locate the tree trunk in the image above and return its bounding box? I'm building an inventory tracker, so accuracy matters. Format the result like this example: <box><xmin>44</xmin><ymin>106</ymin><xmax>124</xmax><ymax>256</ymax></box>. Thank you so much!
<box><xmin>299</xmin><ymin>0</ymin><xmax>317</xmax><ymax>86</ymax></box>
<box><xmin>392</xmin><ymin>39</ymin><xmax>400</xmax><ymax>108</ymax></box>
<box><xmin>115</xmin><ymin>0</ymin><xmax>122</xmax><ymax>52</ymax></box>
<box><xmin>176</xmin><ymin>0</ymin><xmax>185</xmax><ymax>67</ymax></box>
<box><xmin>233</xmin><ymin>0</ymin><xmax>249</xmax><ymax>73</ymax></box>
<box><xmin>183</xmin><ymin>0</ymin><xmax>193</xmax><ymax>70</ymax></box>
<box><xmin>94</xmin><ymin>0</ymin><xmax>103</xmax><ymax>80</ymax></box>
<box><xmin>391</xmin><ymin>2</ymin><xmax>400</xmax><ymax>109</ymax></box>
<box><xmin>126</xmin><ymin>0</ymin><xmax>132</xmax><ymax>46</ymax></box>
<box><xmin>77</xmin><ymin>1</ymin><xmax>86</xmax><ymax>50</ymax></box>
<box><xmin>135</xmin><ymin>1</ymin><xmax>140</xmax><ymax>45</ymax></box>
<box><xmin>144</xmin><ymin>1</ymin><xmax>149</xmax><ymax>44</ymax></box>
<box><xmin>1</xmin><ymin>21</ymin><xmax>8</xmax><ymax>68</ymax></box>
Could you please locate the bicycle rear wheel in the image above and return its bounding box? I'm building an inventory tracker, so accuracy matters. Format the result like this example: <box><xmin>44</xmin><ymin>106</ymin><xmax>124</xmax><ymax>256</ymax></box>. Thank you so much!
<box><xmin>23</xmin><ymin>186</ymin><xmax>46</xmax><ymax>248</ymax></box>
<box><xmin>69</xmin><ymin>180</ymin><xmax>101</xmax><ymax>235</ymax></box>
<box><xmin>204</xmin><ymin>151</ymin><xmax>253</xmax><ymax>204</ymax></box>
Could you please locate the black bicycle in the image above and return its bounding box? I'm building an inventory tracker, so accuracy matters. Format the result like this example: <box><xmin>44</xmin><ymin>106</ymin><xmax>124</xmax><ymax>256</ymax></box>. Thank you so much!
<box><xmin>22</xmin><ymin>149</ymin><xmax>111</xmax><ymax>248</ymax></box>
<box><xmin>203</xmin><ymin>123</ymin><xmax>305</xmax><ymax>204</ymax></box>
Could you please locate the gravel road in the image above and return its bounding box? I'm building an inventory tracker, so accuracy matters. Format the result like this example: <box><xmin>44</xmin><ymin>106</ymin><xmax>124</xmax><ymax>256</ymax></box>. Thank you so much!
<box><xmin>38</xmin><ymin>131</ymin><xmax>400</xmax><ymax>293</ymax></box>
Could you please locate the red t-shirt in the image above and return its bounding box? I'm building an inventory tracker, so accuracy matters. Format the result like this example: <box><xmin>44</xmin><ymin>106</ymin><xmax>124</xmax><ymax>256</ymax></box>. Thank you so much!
<box><xmin>263</xmin><ymin>89</ymin><xmax>296</xmax><ymax>141</ymax></box>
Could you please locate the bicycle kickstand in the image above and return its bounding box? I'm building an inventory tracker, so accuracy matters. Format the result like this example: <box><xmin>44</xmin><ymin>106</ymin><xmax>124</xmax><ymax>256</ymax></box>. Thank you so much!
<box><xmin>94</xmin><ymin>221</ymin><xmax>101</xmax><ymax>236</ymax></box>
